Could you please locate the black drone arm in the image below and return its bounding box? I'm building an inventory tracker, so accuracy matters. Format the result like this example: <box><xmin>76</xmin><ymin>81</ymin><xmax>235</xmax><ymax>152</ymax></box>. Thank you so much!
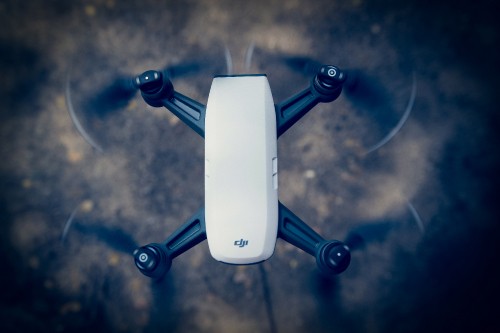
<box><xmin>276</xmin><ymin>65</ymin><xmax>346</xmax><ymax>137</ymax></box>
<box><xmin>278</xmin><ymin>202</ymin><xmax>350</xmax><ymax>274</ymax></box>
<box><xmin>134</xmin><ymin>208</ymin><xmax>206</xmax><ymax>279</ymax></box>
<box><xmin>135</xmin><ymin>70</ymin><xmax>206</xmax><ymax>137</ymax></box>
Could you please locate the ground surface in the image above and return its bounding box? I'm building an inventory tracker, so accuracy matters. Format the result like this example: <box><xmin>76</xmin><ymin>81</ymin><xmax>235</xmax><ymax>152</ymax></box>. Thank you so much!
<box><xmin>1</xmin><ymin>0</ymin><xmax>499</xmax><ymax>332</ymax></box>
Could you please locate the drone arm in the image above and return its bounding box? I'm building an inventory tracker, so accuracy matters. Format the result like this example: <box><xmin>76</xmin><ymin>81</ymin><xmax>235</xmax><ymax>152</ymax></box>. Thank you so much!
<box><xmin>161</xmin><ymin>208</ymin><xmax>206</xmax><ymax>259</ymax></box>
<box><xmin>278</xmin><ymin>202</ymin><xmax>324</xmax><ymax>255</ymax></box>
<box><xmin>275</xmin><ymin>65</ymin><xmax>346</xmax><ymax>138</ymax></box>
<box><xmin>136</xmin><ymin>70</ymin><xmax>206</xmax><ymax>137</ymax></box>
<box><xmin>161</xmin><ymin>92</ymin><xmax>206</xmax><ymax>137</ymax></box>
<box><xmin>278</xmin><ymin>202</ymin><xmax>350</xmax><ymax>274</ymax></box>
<box><xmin>134</xmin><ymin>208</ymin><xmax>206</xmax><ymax>279</ymax></box>
<box><xmin>275</xmin><ymin>88</ymin><xmax>321</xmax><ymax>138</ymax></box>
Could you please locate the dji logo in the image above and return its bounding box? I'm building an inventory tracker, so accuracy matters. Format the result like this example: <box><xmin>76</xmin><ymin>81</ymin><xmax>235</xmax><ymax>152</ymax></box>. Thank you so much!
<box><xmin>234</xmin><ymin>239</ymin><xmax>249</xmax><ymax>248</ymax></box>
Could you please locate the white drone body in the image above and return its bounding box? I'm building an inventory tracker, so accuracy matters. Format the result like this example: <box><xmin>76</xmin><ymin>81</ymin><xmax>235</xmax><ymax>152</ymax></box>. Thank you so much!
<box><xmin>205</xmin><ymin>75</ymin><xmax>278</xmax><ymax>264</ymax></box>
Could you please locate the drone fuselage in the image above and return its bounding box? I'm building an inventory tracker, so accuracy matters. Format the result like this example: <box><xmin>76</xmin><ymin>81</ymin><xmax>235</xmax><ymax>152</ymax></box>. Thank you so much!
<box><xmin>205</xmin><ymin>75</ymin><xmax>278</xmax><ymax>264</ymax></box>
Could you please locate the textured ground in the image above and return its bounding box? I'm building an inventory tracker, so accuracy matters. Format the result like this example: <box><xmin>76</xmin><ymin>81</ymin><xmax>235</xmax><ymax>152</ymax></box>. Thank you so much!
<box><xmin>1</xmin><ymin>0</ymin><xmax>499</xmax><ymax>332</ymax></box>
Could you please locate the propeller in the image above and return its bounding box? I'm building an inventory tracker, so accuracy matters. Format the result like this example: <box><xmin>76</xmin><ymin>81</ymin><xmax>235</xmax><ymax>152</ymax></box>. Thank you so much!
<box><xmin>254</xmin><ymin>51</ymin><xmax>417</xmax><ymax>153</ymax></box>
<box><xmin>70</xmin><ymin>61</ymin><xmax>204</xmax><ymax>115</ymax></box>
<box><xmin>344</xmin><ymin>200</ymin><xmax>424</xmax><ymax>251</ymax></box>
<box><xmin>82</xmin><ymin>75</ymin><xmax>139</xmax><ymax>118</ymax></box>
<box><xmin>279</xmin><ymin>54</ymin><xmax>402</xmax><ymax>106</ymax></box>
<box><xmin>65</xmin><ymin>55</ymin><xmax>220</xmax><ymax>152</ymax></box>
<box><xmin>280</xmin><ymin>56</ymin><xmax>390</xmax><ymax>104</ymax></box>
<box><xmin>60</xmin><ymin>206</ymin><xmax>178</xmax><ymax>329</ymax></box>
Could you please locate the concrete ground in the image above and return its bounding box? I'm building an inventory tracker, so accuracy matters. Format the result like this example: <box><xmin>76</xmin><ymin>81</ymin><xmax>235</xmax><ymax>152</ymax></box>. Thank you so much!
<box><xmin>1</xmin><ymin>0</ymin><xmax>499</xmax><ymax>332</ymax></box>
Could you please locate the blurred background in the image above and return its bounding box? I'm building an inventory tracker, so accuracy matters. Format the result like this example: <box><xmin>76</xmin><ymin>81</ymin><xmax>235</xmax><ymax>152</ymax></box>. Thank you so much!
<box><xmin>0</xmin><ymin>0</ymin><xmax>499</xmax><ymax>332</ymax></box>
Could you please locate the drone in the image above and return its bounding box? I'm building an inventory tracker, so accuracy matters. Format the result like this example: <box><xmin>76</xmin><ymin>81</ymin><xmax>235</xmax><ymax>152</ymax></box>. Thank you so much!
<box><xmin>66</xmin><ymin>51</ymin><xmax>418</xmax><ymax>280</ymax></box>
<box><xmin>125</xmin><ymin>64</ymin><xmax>353</xmax><ymax>279</ymax></box>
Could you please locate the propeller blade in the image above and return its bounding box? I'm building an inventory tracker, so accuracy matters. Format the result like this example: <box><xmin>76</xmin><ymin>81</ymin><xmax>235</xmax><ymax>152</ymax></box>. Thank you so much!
<box><xmin>343</xmin><ymin>69</ymin><xmax>389</xmax><ymax>111</ymax></box>
<box><xmin>345</xmin><ymin>200</ymin><xmax>424</xmax><ymax>251</ymax></box>
<box><xmin>65</xmin><ymin>76</ymin><xmax>104</xmax><ymax>152</ymax></box>
<box><xmin>364</xmin><ymin>72</ymin><xmax>416</xmax><ymax>153</ymax></box>
<box><xmin>82</xmin><ymin>60</ymin><xmax>212</xmax><ymax>118</ymax></box>
<box><xmin>282</xmin><ymin>55</ymin><xmax>323</xmax><ymax>76</ymax></box>
<box><xmin>70</xmin><ymin>222</ymin><xmax>139</xmax><ymax>255</ymax></box>
<box><xmin>65</xmin><ymin>57</ymin><xmax>216</xmax><ymax>151</ymax></box>
<box><xmin>344</xmin><ymin>221</ymin><xmax>394</xmax><ymax>250</ymax></box>
<box><xmin>271</xmin><ymin>53</ymin><xmax>417</xmax><ymax>153</ymax></box>
<box><xmin>84</xmin><ymin>75</ymin><xmax>138</xmax><ymax>117</ymax></box>
<box><xmin>61</xmin><ymin>202</ymin><xmax>139</xmax><ymax>253</ymax></box>
<box><xmin>163</xmin><ymin>61</ymin><xmax>204</xmax><ymax>79</ymax></box>
<box><xmin>276</xmin><ymin>54</ymin><xmax>394</xmax><ymax>114</ymax></box>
